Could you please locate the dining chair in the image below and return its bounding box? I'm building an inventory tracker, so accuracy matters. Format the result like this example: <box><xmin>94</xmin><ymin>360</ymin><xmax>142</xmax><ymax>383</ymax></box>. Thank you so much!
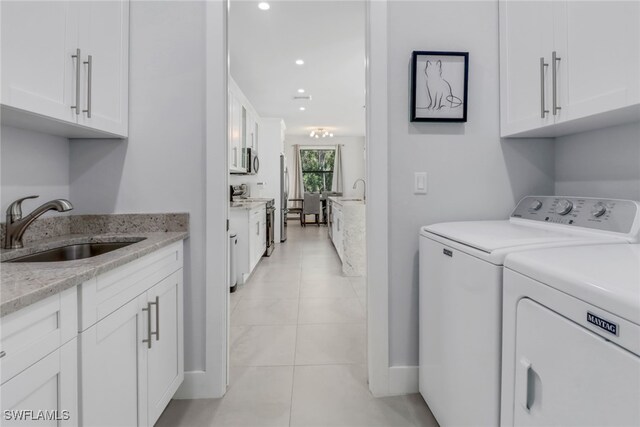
<box><xmin>302</xmin><ymin>192</ymin><xmax>321</xmax><ymax>227</ymax></box>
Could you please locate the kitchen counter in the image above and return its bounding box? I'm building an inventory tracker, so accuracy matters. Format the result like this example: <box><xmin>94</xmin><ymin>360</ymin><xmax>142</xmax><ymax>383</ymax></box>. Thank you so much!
<box><xmin>328</xmin><ymin>197</ymin><xmax>365</xmax><ymax>207</ymax></box>
<box><xmin>230</xmin><ymin>201</ymin><xmax>268</xmax><ymax>210</ymax></box>
<box><xmin>0</xmin><ymin>213</ymin><xmax>189</xmax><ymax>317</ymax></box>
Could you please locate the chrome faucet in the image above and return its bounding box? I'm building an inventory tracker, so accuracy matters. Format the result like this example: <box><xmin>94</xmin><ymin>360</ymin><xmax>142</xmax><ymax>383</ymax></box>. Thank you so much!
<box><xmin>4</xmin><ymin>196</ymin><xmax>73</xmax><ymax>249</ymax></box>
<box><xmin>352</xmin><ymin>179</ymin><xmax>366</xmax><ymax>202</ymax></box>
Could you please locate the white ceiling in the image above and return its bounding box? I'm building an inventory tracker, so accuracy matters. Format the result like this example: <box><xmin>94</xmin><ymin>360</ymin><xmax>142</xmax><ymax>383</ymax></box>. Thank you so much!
<box><xmin>229</xmin><ymin>0</ymin><xmax>366</xmax><ymax>137</ymax></box>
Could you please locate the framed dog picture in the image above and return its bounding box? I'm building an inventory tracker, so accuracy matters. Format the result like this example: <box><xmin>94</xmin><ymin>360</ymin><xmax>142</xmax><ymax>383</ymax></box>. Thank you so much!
<box><xmin>410</xmin><ymin>51</ymin><xmax>469</xmax><ymax>122</ymax></box>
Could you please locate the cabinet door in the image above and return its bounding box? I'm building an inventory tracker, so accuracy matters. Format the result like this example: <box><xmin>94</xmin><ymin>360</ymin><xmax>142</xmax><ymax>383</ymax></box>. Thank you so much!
<box><xmin>499</xmin><ymin>0</ymin><xmax>555</xmax><ymax>136</ymax></box>
<box><xmin>77</xmin><ymin>0</ymin><xmax>129</xmax><ymax>136</ymax></box>
<box><xmin>146</xmin><ymin>271</ymin><xmax>184</xmax><ymax>426</ymax></box>
<box><xmin>1</xmin><ymin>339</ymin><xmax>77</xmax><ymax>427</ymax></box>
<box><xmin>230</xmin><ymin>95</ymin><xmax>243</xmax><ymax>171</ymax></box>
<box><xmin>555</xmin><ymin>1</ymin><xmax>640</xmax><ymax>122</ymax></box>
<box><xmin>80</xmin><ymin>294</ymin><xmax>148</xmax><ymax>427</ymax></box>
<box><xmin>1</xmin><ymin>1</ymin><xmax>78</xmax><ymax>124</ymax></box>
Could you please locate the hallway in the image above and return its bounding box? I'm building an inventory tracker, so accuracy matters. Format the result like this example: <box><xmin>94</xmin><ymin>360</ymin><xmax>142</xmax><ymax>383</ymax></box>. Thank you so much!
<box><xmin>156</xmin><ymin>223</ymin><xmax>437</xmax><ymax>426</ymax></box>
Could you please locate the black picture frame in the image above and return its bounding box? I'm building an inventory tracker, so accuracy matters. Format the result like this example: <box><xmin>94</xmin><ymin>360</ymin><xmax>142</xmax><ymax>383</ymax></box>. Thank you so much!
<box><xmin>410</xmin><ymin>51</ymin><xmax>469</xmax><ymax>122</ymax></box>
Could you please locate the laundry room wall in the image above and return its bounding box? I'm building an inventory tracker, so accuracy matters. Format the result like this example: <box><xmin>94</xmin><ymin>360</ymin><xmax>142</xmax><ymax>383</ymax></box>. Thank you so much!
<box><xmin>385</xmin><ymin>0</ymin><xmax>555</xmax><ymax>370</ymax></box>
<box><xmin>555</xmin><ymin>122</ymin><xmax>640</xmax><ymax>201</ymax></box>
<box><xmin>69</xmin><ymin>0</ymin><xmax>209</xmax><ymax>375</ymax></box>
<box><xmin>0</xmin><ymin>126</ymin><xmax>70</xmax><ymax>216</ymax></box>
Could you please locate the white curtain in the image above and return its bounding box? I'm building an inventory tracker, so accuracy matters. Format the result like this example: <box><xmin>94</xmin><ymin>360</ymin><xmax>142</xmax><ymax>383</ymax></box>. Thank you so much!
<box><xmin>331</xmin><ymin>144</ymin><xmax>343</xmax><ymax>193</ymax></box>
<box><xmin>292</xmin><ymin>145</ymin><xmax>304</xmax><ymax>207</ymax></box>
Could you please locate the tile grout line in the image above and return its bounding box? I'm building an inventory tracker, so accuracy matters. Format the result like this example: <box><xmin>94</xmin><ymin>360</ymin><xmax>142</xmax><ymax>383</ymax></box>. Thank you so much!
<box><xmin>288</xmin><ymin>252</ymin><xmax>303</xmax><ymax>427</ymax></box>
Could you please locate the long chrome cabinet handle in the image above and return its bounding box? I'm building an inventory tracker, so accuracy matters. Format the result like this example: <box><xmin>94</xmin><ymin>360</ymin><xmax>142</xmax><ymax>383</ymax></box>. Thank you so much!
<box><xmin>71</xmin><ymin>48</ymin><xmax>81</xmax><ymax>115</ymax></box>
<box><xmin>83</xmin><ymin>55</ymin><xmax>92</xmax><ymax>118</ymax></box>
<box><xmin>540</xmin><ymin>57</ymin><xmax>549</xmax><ymax>118</ymax></box>
<box><xmin>150</xmin><ymin>296</ymin><xmax>160</xmax><ymax>341</ymax></box>
<box><xmin>142</xmin><ymin>303</ymin><xmax>152</xmax><ymax>349</ymax></box>
<box><xmin>552</xmin><ymin>51</ymin><xmax>561</xmax><ymax>115</ymax></box>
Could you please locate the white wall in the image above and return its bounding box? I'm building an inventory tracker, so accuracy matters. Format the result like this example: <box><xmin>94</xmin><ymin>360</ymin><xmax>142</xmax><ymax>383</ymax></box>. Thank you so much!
<box><xmin>1</xmin><ymin>126</ymin><xmax>70</xmax><ymax>216</ymax></box>
<box><xmin>386</xmin><ymin>1</ymin><xmax>555</xmax><ymax>366</ymax></box>
<box><xmin>69</xmin><ymin>1</ymin><xmax>207</xmax><ymax>372</ymax></box>
<box><xmin>555</xmin><ymin>122</ymin><xmax>640</xmax><ymax>200</ymax></box>
<box><xmin>284</xmin><ymin>135</ymin><xmax>366</xmax><ymax>199</ymax></box>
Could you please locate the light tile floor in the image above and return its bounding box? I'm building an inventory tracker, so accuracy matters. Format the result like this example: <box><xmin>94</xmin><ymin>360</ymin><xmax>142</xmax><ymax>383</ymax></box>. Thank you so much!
<box><xmin>156</xmin><ymin>223</ymin><xmax>438</xmax><ymax>427</ymax></box>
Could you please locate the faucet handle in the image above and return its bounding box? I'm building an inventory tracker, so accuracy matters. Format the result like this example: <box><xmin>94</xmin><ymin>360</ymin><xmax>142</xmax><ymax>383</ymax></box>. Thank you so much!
<box><xmin>7</xmin><ymin>195</ymin><xmax>39</xmax><ymax>220</ymax></box>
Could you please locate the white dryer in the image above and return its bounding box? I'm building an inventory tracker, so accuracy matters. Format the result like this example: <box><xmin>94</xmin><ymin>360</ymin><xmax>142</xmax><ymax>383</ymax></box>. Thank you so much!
<box><xmin>501</xmin><ymin>244</ymin><xmax>640</xmax><ymax>426</ymax></box>
<box><xmin>419</xmin><ymin>196</ymin><xmax>640</xmax><ymax>426</ymax></box>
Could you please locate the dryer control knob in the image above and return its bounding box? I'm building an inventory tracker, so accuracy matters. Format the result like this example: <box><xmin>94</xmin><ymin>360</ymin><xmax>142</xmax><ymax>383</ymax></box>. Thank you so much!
<box><xmin>530</xmin><ymin>200</ymin><xmax>543</xmax><ymax>211</ymax></box>
<box><xmin>592</xmin><ymin>202</ymin><xmax>607</xmax><ymax>218</ymax></box>
<box><xmin>556</xmin><ymin>199</ymin><xmax>573</xmax><ymax>216</ymax></box>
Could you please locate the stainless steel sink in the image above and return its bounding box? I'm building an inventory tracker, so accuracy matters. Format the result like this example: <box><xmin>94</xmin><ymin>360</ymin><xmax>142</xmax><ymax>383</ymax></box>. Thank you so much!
<box><xmin>5</xmin><ymin>240</ymin><xmax>145</xmax><ymax>263</ymax></box>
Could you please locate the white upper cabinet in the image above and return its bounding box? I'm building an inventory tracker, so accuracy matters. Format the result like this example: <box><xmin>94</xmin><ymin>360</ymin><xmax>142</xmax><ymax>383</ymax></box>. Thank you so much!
<box><xmin>556</xmin><ymin>1</ymin><xmax>640</xmax><ymax>124</ymax></box>
<box><xmin>499</xmin><ymin>0</ymin><xmax>640</xmax><ymax>138</ymax></box>
<box><xmin>77</xmin><ymin>0</ymin><xmax>129</xmax><ymax>136</ymax></box>
<box><xmin>499</xmin><ymin>1</ymin><xmax>555</xmax><ymax>135</ymax></box>
<box><xmin>1</xmin><ymin>1</ymin><xmax>78</xmax><ymax>124</ymax></box>
<box><xmin>0</xmin><ymin>0</ymin><xmax>129</xmax><ymax>138</ymax></box>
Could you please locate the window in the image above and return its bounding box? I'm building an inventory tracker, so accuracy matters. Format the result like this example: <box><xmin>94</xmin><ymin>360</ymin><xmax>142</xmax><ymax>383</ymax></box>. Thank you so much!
<box><xmin>300</xmin><ymin>148</ymin><xmax>335</xmax><ymax>193</ymax></box>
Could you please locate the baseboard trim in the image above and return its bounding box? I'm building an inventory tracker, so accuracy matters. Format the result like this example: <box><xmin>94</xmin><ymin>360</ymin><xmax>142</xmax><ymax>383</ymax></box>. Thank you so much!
<box><xmin>174</xmin><ymin>370</ymin><xmax>225</xmax><ymax>399</ymax></box>
<box><xmin>388</xmin><ymin>366</ymin><xmax>419</xmax><ymax>395</ymax></box>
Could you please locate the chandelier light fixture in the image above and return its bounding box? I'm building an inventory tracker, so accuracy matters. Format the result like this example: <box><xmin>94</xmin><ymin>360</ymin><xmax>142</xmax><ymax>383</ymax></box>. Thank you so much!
<box><xmin>308</xmin><ymin>128</ymin><xmax>334</xmax><ymax>139</ymax></box>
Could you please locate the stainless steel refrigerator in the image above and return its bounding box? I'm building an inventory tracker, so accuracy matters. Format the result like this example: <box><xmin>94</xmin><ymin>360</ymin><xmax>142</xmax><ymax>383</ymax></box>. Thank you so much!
<box><xmin>280</xmin><ymin>154</ymin><xmax>289</xmax><ymax>242</ymax></box>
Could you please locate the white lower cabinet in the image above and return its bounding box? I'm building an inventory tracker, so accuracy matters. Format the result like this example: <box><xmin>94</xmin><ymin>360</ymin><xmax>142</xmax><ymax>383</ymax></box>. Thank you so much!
<box><xmin>230</xmin><ymin>205</ymin><xmax>267</xmax><ymax>284</ymax></box>
<box><xmin>79</xmin><ymin>243</ymin><xmax>184</xmax><ymax>427</ymax></box>
<box><xmin>80</xmin><ymin>294</ymin><xmax>146</xmax><ymax>427</ymax></box>
<box><xmin>0</xmin><ymin>241</ymin><xmax>183</xmax><ymax>427</ymax></box>
<box><xmin>1</xmin><ymin>338</ymin><xmax>77</xmax><ymax>427</ymax></box>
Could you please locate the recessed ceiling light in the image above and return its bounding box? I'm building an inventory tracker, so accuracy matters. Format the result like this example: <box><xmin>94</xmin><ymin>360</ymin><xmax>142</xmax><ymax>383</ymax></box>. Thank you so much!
<box><xmin>297</xmin><ymin>88</ymin><xmax>305</xmax><ymax>93</ymax></box>
<box><xmin>295</xmin><ymin>59</ymin><xmax>305</xmax><ymax>65</ymax></box>
<box><xmin>299</xmin><ymin>107</ymin><xmax>306</xmax><ymax>111</ymax></box>
<box><xmin>258</xmin><ymin>2</ymin><xmax>270</xmax><ymax>10</ymax></box>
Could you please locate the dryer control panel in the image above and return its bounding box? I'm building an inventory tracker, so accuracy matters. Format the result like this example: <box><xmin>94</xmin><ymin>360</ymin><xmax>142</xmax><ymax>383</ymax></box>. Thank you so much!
<box><xmin>511</xmin><ymin>196</ymin><xmax>640</xmax><ymax>235</ymax></box>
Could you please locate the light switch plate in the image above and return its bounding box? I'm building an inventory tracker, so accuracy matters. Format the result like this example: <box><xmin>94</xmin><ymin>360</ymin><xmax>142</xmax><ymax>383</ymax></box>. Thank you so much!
<box><xmin>414</xmin><ymin>172</ymin><xmax>427</xmax><ymax>195</ymax></box>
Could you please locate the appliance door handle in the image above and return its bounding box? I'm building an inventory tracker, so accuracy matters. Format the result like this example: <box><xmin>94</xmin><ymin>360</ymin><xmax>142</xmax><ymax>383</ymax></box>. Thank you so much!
<box><xmin>552</xmin><ymin>51</ymin><xmax>561</xmax><ymax>115</ymax></box>
<box><xmin>540</xmin><ymin>57</ymin><xmax>549</xmax><ymax>118</ymax></box>
<box><xmin>71</xmin><ymin>48</ymin><xmax>81</xmax><ymax>115</ymax></box>
<box><xmin>256</xmin><ymin>221</ymin><xmax>260</xmax><ymax>235</ymax></box>
<box><xmin>83</xmin><ymin>55</ymin><xmax>93</xmax><ymax>118</ymax></box>
<box><xmin>518</xmin><ymin>358</ymin><xmax>535</xmax><ymax>412</ymax></box>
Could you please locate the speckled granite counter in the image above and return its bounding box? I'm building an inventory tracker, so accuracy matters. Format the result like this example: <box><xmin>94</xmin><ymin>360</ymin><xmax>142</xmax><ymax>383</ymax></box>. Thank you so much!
<box><xmin>0</xmin><ymin>213</ymin><xmax>188</xmax><ymax>317</ymax></box>
<box><xmin>230</xmin><ymin>201</ymin><xmax>267</xmax><ymax>210</ymax></box>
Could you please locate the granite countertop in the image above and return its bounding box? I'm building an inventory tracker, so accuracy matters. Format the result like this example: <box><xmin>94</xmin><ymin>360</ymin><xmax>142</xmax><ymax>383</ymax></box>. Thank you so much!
<box><xmin>1</xmin><ymin>232</ymin><xmax>188</xmax><ymax>317</ymax></box>
<box><xmin>0</xmin><ymin>212</ymin><xmax>189</xmax><ymax>318</ymax></box>
<box><xmin>328</xmin><ymin>197</ymin><xmax>366</xmax><ymax>207</ymax></box>
<box><xmin>230</xmin><ymin>201</ymin><xmax>268</xmax><ymax>210</ymax></box>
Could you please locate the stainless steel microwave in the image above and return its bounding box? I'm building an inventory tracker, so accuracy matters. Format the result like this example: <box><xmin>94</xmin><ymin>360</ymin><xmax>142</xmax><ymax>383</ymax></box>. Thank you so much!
<box><xmin>245</xmin><ymin>148</ymin><xmax>260</xmax><ymax>175</ymax></box>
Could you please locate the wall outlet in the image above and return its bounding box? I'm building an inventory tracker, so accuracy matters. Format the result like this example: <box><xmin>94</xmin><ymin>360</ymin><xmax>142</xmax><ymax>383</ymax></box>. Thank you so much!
<box><xmin>414</xmin><ymin>172</ymin><xmax>428</xmax><ymax>195</ymax></box>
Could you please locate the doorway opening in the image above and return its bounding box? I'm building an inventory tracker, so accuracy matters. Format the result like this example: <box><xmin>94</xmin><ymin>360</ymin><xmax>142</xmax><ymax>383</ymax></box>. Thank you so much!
<box><xmin>226</xmin><ymin>0</ymin><xmax>369</xmax><ymax>422</ymax></box>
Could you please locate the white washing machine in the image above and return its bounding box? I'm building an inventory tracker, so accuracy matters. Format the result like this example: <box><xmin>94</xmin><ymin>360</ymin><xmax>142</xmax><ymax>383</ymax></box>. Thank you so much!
<box><xmin>418</xmin><ymin>196</ymin><xmax>640</xmax><ymax>426</ymax></box>
<box><xmin>501</xmin><ymin>244</ymin><xmax>640</xmax><ymax>426</ymax></box>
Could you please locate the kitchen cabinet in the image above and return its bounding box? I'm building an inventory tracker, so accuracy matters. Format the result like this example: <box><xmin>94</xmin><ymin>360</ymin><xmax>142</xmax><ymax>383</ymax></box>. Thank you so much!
<box><xmin>1</xmin><ymin>339</ymin><xmax>77</xmax><ymax>427</ymax></box>
<box><xmin>1</xmin><ymin>287</ymin><xmax>78</xmax><ymax>426</ymax></box>
<box><xmin>229</xmin><ymin>93</ymin><xmax>245</xmax><ymax>173</ymax></box>
<box><xmin>229</xmin><ymin>204</ymin><xmax>267</xmax><ymax>284</ymax></box>
<box><xmin>0</xmin><ymin>0</ymin><xmax>129</xmax><ymax>138</ymax></box>
<box><xmin>76</xmin><ymin>0</ymin><xmax>129</xmax><ymax>136</ymax></box>
<box><xmin>79</xmin><ymin>242</ymin><xmax>183</xmax><ymax>427</ymax></box>
<box><xmin>331</xmin><ymin>203</ymin><xmax>344</xmax><ymax>262</ymax></box>
<box><xmin>499</xmin><ymin>0</ymin><xmax>640</xmax><ymax>138</ymax></box>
